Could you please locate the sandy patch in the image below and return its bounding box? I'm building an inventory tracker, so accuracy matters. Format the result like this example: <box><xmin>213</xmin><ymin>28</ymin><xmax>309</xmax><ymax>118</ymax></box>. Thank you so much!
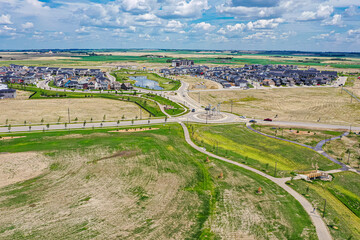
<box><xmin>0</xmin><ymin>136</ymin><xmax>26</xmax><ymax>141</ymax></box>
<box><xmin>0</xmin><ymin>152</ymin><xmax>48</xmax><ymax>188</ymax></box>
<box><xmin>109</xmin><ymin>127</ymin><xmax>158</xmax><ymax>133</ymax></box>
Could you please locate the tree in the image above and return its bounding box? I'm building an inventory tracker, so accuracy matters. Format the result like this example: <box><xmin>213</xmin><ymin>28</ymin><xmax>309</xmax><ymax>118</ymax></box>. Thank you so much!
<box><xmin>122</xmin><ymin>115</ymin><xmax>125</xmax><ymax>120</ymax></box>
<box><xmin>117</xmin><ymin>120</ymin><xmax>120</xmax><ymax>126</ymax></box>
<box><xmin>29</xmin><ymin>126</ymin><xmax>31</xmax><ymax>131</ymax></box>
<box><xmin>135</xmin><ymin>116</ymin><xmax>138</xmax><ymax>120</ymax></box>
<box><xmin>74</xmin><ymin>117</ymin><xmax>78</xmax><ymax>122</ymax></box>
<box><xmin>103</xmin><ymin>115</ymin><xmax>106</xmax><ymax>122</ymax></box>
<box><xmin>90</xmin><ymin>117</ymin><xmax>93</xmax><ymax>122</ymax></box>
<box><xmin>46</xmin><ymin>123</ymin><xmax>50</xmax><ymax>130</ymax></box>
<box><xmin>24</xmin><ymin>120</ymin><xmax>27</xmax><ymax>126</ymax></box>
<box><xmin>131</xmin><ymin>119</ymin><xmax>134</xmax><ymax>125</ymax></box>
<box><xmin>165</xmin><ymin>116</ymin><xmax>168</xmax><ymax>123</ymax></box>
<box><xmin>5</xmin><ymin>119</ymin><xmax>8</xmax><ymax>125</ymax></box>
<box><xmin>100</xmin><ymin>122</ymin><xmax>103</xmax><ymax>128</ymax></box>
<box><xmin>64</xmin><ymin>122</ymin><xmax>67</xmax><ymax>129</ymax></box>
<box><xmin>57</xmin><ymin>116</ymin><xmax>61</xmax><ymax>124</ymax></box>
<box><xmin>41</xmin><ymin>118</ymin><xmax>44</xmax><ymax>125</ymax></box>
<box><xmin>8</xmin><ymin>124</ymin><xmax>11</xmax><ymax>132</ymax></box>
<box><xmin>83</xmin><ymin>120</ymin><xmax>86</xmax><ymax>128</ymax></box>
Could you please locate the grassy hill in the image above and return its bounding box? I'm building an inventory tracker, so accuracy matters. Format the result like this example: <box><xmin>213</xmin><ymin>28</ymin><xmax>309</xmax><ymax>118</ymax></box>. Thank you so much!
<box><xmin>0</xmin><ymin>124</ymin><xmax>316</xmax><ymax>239</ymax></box>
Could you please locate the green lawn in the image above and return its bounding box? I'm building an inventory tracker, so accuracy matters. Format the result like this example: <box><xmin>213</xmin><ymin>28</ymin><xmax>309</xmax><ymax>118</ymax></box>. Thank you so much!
<box><xmin>0</xmin><ymin>124</ymin><xmax>317</xmax><ymax>239</ymax></box>
<box><xmin>290</xmin><ymin>172</ymin><xmax>360</xmax><ymax>240</ymax></box>
<box><xmin>189</xmin><ymin>124</ymin><xmax>339</xmax><ymax>177</ymax></box>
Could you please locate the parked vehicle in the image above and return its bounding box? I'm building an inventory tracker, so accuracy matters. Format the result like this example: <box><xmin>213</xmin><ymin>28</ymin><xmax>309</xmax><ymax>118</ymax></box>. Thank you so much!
<box><xmin>249</xmin><ymin>119</ymin><xmax>257</xmax><ymax>123</ymax></box>
<box><xmin>239</xmin><ymin>116</ymin><xmax>246</xmax><ymax>119</ymax></box>
<box><xmin>264</xmin><ymin>118</ymin><xmax>272</xmax><ymax>121</ymax></box>
<box><xmin>191</xmin><ymin>109</ymin><xmax>196</xmax><ymax>112</ymax></box>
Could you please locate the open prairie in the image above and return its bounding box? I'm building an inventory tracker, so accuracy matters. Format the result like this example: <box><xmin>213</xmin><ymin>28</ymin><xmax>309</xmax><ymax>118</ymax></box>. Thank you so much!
<box><xmin>189</xmin><ymin>87</ymin><xmax>360</xmax><ymax>126</ymax></box>
<box><xmin>0</xmin><ymin>98</ymin><xmax>147</xmax><ymax>125</ymax></box>
<box><xmin>0</xmin><ymin>125</ymin><xmax>317</xmax><ymax>239</ymax></box>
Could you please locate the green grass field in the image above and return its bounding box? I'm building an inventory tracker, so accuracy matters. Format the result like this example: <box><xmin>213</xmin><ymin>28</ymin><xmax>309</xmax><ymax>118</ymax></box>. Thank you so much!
<box><xmin>189</xmin><ymin>124</ymin><xmax>339</xmax><ymax>177</ymax></box>
<box><xmin>290</xmin><ymin>172</ymin><xmax>360</xmax><ymax>240</ymax></box>
<box><xmin>0</xmin><ymin>124</ymin><xmax>317</xmax><ymax>239</ymax></box>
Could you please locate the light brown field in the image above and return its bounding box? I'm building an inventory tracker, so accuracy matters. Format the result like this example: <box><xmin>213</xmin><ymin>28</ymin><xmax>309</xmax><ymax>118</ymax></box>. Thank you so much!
<box><xmin>324</xmin><ymin>135</ymin><xmax>360</xmax><ymax>168</ymax></box>
<box><xmin>189</xmin><ymin>87</ymin><xmax>360</xmax><ymax>126</ymax></box>
<box><xmin>176</xmin><ymin>75</ymin><xmax>221</xmax><ymax>90</ymax></box>
<box><xmin>0</xmin><ymin>152</ymin><xmax>48</xmax><ymax>188</ymax></box>
<box><xmin>0</xmin><ymin>98</ymin><xmax>147</xmax><ymax>125</ymax></box>
<box><xmin>346</xmin><ymin>77</ymin><xmax>360</xmax><ymax>98</ymax></box>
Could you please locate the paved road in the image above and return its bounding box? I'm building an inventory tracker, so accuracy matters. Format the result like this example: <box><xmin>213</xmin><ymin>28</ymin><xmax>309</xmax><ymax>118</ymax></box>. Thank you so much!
<box><xmin>180</xmin><ymin>122</ymin><xmax>332</xmax><ymax>240</ymax></box>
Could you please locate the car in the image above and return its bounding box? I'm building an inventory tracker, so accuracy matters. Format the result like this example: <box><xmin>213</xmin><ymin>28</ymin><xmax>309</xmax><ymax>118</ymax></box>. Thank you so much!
<box><xmin>191</xmin><ymin>109</ymin><xmax>196</xmax><ymax>112</ymax></box>
<box><xmin>249</xmin><ymin>119</ymin><xmax>257</xmax><ymax>123</ymax></box>
<box><xmin>239</xmin><ymin>116</ymin><xmax>246</xmax><ymax>119</ymax></box>
<box><xmin>264</xmin><ymin>118</ymin><xmax>272</xmax><ymax>121</ymax></box>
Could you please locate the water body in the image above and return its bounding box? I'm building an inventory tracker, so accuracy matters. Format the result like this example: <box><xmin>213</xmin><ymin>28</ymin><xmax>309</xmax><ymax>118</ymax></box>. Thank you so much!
<box><xmin>129</xmin><ymin>76</ymin><xmax>163</xmax><ymax>90</ymax></box>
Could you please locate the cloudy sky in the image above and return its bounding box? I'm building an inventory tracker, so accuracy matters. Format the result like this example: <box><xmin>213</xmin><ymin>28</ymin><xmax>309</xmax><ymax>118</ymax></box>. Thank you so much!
<box><xmin>0</xmin><ymin>0</ymin><xmax>359</xmax><ymax>51</ymax></box>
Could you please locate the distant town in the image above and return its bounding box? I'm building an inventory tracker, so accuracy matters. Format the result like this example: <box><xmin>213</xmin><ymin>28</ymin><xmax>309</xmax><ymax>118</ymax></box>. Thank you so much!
<box><xmin>161</xmin><ymin>59</ymin><xmax>338</xmax><ymax>88</ymax></box>
<box><xmin>0</xmin><ymin>59</ymin><xmax>339</xmax><ymax>99</ymax></box>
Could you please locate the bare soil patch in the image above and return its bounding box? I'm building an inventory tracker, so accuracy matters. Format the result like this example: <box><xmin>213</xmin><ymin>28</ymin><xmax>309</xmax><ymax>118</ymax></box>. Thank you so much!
<box><xmin>109</xmin><ymin>127</ymin><xmax>159</xmax><ymax>133</ymax></box>
<box><xmin>0</xmin><ymin>136</ymin><xmax>26</xmax><ymax>141</ymax></box>
<box><xmin>0</xmin><ymin>152</ymin><xmax>48</xmax><ymax>188</ymax></box>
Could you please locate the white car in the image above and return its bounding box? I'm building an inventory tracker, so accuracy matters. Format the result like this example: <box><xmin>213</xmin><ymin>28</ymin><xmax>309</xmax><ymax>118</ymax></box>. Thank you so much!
<box><xmin>239</xmin><ymin>116</ymin><xmax>246</xmax><ymax>119</ymax></box>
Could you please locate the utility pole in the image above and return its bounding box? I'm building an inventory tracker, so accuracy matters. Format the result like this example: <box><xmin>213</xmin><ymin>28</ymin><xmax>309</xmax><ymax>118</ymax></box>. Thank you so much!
<box><xmin>140</xmin><ymin>108</ymin><xmax>142</xmax><ymax>120</ymax></box>
<box><xmin>198</xmin><ymin>92</ymin><xmax>200</xmax><ymax>103</ymax></box>
<box><xmin>323</xmin><ymin>199</ymin><xmax>327</xmax><ymax>217</ymax></box>
<box><xmin>230</xmin><ymin>100</ymin><xmax>233</xmax><ymax>113</ymax></box>
<box><xmin>274</xmin><ymin>162</ymin><xmax>277</xmax><ymax>177</ymax></box>
<box><xmin>68</xmin><ymin>108</ymin><xmax>70</xmax><ymax>123</ymax></box>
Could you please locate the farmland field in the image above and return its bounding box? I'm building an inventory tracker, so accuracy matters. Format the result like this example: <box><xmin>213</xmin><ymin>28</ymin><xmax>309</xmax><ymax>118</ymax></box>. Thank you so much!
<box><xmin>0</xmin><ymin>98</ymin><xmax>147</xmax><ymax>126</ymax></box>
<box><xmin>188</xmin><ymin>123</ymin><xmax>339</xmax><ymax>177</ymax></box>
<box><xmin>1</xmin><ymin>51</ymin><xmax>360</xmax><ymax>71</ymax></box>
<box><xmin>189</xmin><ymin>87</ymin><xmax>360</xmax><ymax>126</ymax></box>
<box><xmin>290</xmin><ymin>172</ymin><xmax>360</xmax><ymax>240</ymax></box>
<box><xmin>0</xmin><ymin>124</ymin><xmax>317</xmax><ymax>239</ymax></box>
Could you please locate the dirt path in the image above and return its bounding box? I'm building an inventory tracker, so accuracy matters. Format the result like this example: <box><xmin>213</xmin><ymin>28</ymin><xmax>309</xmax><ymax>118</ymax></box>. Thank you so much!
<box><xmin>180</xmin><ymin>122</ymin><xmax>333</xmax><ymax>240</ymax></box>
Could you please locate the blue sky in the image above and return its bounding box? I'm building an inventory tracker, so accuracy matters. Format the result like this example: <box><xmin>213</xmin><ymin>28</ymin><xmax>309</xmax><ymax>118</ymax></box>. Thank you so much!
<box><xmin>0</xmin><ymin>0</ymin><xmax>359</xmax><ymax>51</ymax></box>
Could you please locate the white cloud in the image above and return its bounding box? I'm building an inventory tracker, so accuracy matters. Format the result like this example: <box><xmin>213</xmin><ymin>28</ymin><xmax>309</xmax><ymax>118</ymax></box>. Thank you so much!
<box><xmin>298</xmin><ymin>5</ymin><xmax>333</xmax><ymax>20</ymax></box>
<box><xmin>322</xmin><ymin>14</ymin><xmax>344</xmax><ymax>26</ymax></box>
<box><xmin>159</xmin><ymin>0</ymin><xmax>210</xmax><ymax>18</ymax></box>
<box><xmin>0</xmin><ymin>14</ymin><xmax>12</xmax><ymax>24</ymax></box>
<box><xmin>193</xmin><ymin>22</ymin><xmax>214</xmax><ymax>31</ymax></box>
<box><xmin>226</xmin><ymin>23</ymin><xmax>246</xmax><ymax>32</ymax></box>
<box><xmin>344</xmin><ymin>5</ymin><xmax>360</xmax><ymax>16</ymax></box>
<box><xmin>22</xmin><ymin>22</ymin><xmax>34</xmax><ymax>29</ymax></box>
<box><xmin>310</xmin><ymin>31</ymin><xmax>335</xmax><ymax>39</ymax></box>
<box><xmin>248</xmin><ymin>18</ymin><xmax>284</xmax><ymax>29</ymax></box>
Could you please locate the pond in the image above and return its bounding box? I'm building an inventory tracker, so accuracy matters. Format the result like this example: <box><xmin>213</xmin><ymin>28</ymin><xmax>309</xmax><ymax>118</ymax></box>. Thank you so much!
<box><xmin>129</xmin><ymin>76</ymin><xmax>163</xmax><ymax>90</ymax></box>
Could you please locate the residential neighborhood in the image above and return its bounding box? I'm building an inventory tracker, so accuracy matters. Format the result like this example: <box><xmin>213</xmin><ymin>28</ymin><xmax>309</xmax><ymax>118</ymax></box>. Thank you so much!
<box><xmin>0</xmin><ymin>64</ymin><xmax>121</xmax><ymax>91</ymax></box>
<box><xmin>160</xmin><ymin>63</ymin><xmax>338</xmax><ymax>88</ymax></box>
